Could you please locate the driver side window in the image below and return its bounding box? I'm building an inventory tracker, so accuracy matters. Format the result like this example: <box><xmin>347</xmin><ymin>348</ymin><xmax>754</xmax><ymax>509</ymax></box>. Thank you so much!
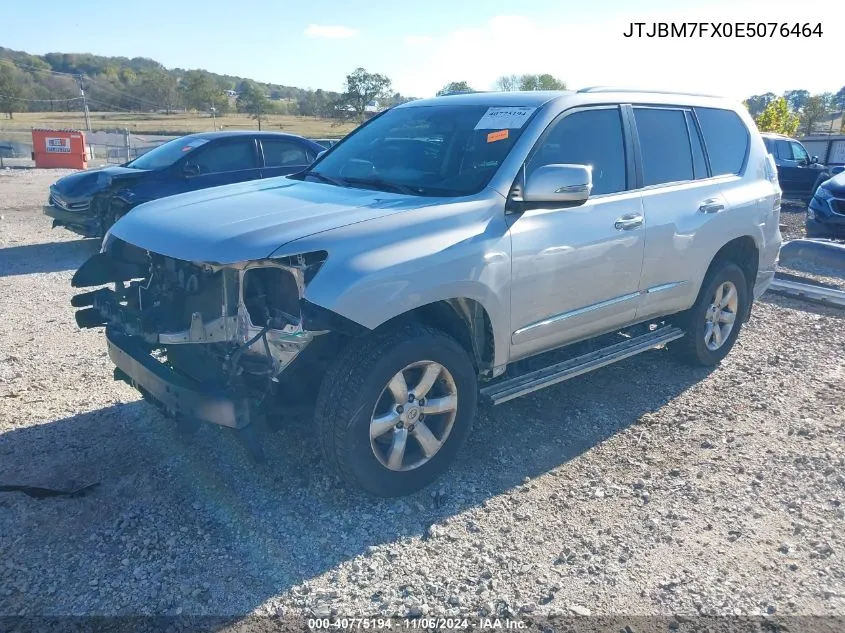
<box><xmin>790</xmin><ymin>141</ymin><xmax>809</xmax><ymax>164</ymax></box>
<box><xmin>527</xmin><ymin>108</ymin><xmax>627</xmax><ymax>196</ymax></box>
<box><xmin>188</xmin><ymin>139</ymin><xmax>259</xmax><ymax>174</ymax></box>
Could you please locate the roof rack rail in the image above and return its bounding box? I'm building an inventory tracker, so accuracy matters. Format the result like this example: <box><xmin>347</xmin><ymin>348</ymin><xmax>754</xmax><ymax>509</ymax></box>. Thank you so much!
<box><xmin>577</xmin><ymin>86</ymin><xmax>723</xmax><ymax>98</ymax></box>
<box><xmin>437</xmin><ymin>89</ymin><xmax>487</xmax><ymax>97</ymax></box>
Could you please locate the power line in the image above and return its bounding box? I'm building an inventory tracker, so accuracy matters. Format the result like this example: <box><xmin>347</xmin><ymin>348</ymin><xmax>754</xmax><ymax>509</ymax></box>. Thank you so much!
<box><xmin>84</xmin><ymin>75</ymin><xmax>165</xmax><ymax>108</ymax></box>
<box><xmin>0</xmin><ymin>57</ymin><xmax>78</xmax><ymax>77</ymax></box>
<box><xmin>86</xmin><ymin>98</ymin><xmax>136</xmax><ymax>112</ymax></box>
<box><xmin>0</xmin><ymin>94</ymin><xmax>82</xmax><ymax>102</ymax></box>
<box><xmin>1</xmin><ymin>57</ymin><xmax>167</xmax><ymax>110</ymax></box>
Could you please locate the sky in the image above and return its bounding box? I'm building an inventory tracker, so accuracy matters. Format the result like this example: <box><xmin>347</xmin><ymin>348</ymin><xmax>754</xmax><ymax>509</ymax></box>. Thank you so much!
<box><xmin>1</xmin><ymin>0</ymin><xmax>841</xmax><ymax>101</ymax></box>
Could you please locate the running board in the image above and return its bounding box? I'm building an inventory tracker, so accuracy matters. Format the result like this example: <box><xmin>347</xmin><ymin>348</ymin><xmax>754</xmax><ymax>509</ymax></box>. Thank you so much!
<box><xmin>768</xmin><ymin>278</ymin><xmax>845</xmax><ymax>309</ymax></box>
<box><xmin>480</xmin><ymin>326</ymin><xmax>685</xmax><ymax>405</ymax></box>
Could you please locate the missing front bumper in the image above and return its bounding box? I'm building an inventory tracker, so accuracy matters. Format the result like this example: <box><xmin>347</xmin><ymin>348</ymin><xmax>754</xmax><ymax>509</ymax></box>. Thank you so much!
<box><xmin>43</xmin><ymin>205</ymin><xmax>100</xmax><ymax>238</ymax></box>
<box><xmin>107</xmin><ymin>329</ymin><xmax>251</xmax><ymax>429</ymax></box>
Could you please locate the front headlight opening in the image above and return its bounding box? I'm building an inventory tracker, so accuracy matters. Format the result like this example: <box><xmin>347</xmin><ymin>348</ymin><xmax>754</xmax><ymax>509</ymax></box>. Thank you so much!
<box><xmin>242</xmin><ymin>267</ymin><xmax>301</xmax><ymax>329</ymax></box>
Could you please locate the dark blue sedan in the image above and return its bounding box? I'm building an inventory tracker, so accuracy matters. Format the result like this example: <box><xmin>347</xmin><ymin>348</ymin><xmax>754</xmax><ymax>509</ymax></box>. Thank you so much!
<box><xmin>43</xmin><ymin>131</ymin><xmax>324</xmax><ymax>237</ymax></box>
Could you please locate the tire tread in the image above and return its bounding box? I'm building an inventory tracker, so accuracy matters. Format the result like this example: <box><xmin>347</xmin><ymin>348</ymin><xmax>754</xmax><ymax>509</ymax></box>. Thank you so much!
<box><xmin>314</xmin><ymin>323</ymin><xmax>465</xmax><ymax>492</ymax></box>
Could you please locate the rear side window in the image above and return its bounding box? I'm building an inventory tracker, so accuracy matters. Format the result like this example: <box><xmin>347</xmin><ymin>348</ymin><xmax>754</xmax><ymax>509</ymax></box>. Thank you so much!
<box><xmin>634</xmin><ymin>108</ymin><xmax>693</xmax><ymax>186</ymax></box>
<box><xmin>695</xmin><ymin>107</ymin><xmax>749</xmax><ymax>176</ymax></box>
<box><xmin>262</xmin><ymin>139</ymin><xmax>312</xmax><ymax>167</ymax></box>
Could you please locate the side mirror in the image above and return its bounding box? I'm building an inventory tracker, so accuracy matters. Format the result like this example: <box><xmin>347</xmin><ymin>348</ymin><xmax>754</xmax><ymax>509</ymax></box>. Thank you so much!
<box><xmin>316</xmin><ymin>149</ymin><xmax>327</xmax><ymax>160</ymax></box>
<box><xmin>811</xmin><ymin>155</ymin><xmax>819</xmax><ymax>165</ymax></box>
<box><xmin>523</xmin><ymin>164</ymin><xmax>592</xmax><ymax>205</ymax></box>
<box><xmin>183</xmin><ymin>162</ymin><xmax>201</xmax><ymax>177</ymax></box>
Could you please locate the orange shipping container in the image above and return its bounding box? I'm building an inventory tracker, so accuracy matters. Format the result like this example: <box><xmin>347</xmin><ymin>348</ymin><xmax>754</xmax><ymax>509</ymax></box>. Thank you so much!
<box><xmin>31</xmin><ymin>129</ymin><xmax>88</xmax><ymax>169</ymax></box>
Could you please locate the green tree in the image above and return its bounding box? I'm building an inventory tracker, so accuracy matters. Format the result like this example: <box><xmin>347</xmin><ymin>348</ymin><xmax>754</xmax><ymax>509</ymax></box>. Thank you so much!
<box><xmin>0</xmin><ymin>64</ymin><xmax>26</xmax><ymax>118</ymax></box>
<box><xmin>744</xmin><ymin>92</ymin><xmax>777</xmax><ymax>118</ymax></box>
<box><xmin>783</xmin><ymin>89</ymin><xmax>810</xmax><ymax>112</ymax></box>
<box><xmin>340</xmin><ymin>67</ymin><xmax>391</xmax><ymax>122</ymax></box>
<box><xmin>754</xmin><ymin>97</ymin><xmax>799</xmax><ymax>136</ymax></box>
<box><xmin>237</xmin><ymin>80</ymin><xmax>270</xmax><ymax>130</ymax></box>
<box><xmin>495</xmin><ymin>73</ymin><xmax>566</xmax><ymax>91</ymax></box>
<box><xmin>437</xmin><ymin>81</ymin><xmax>474</xmax><ymax>96</ymax></box>
<box><xmin>834</xmin><ymin>86</ymin><xmax>845</xmax><ymax>110</ymax></box>
<box><xmin>799</xmin><ymin>94</ymin><xmax>829</xmax><ymax>135</ymax></box>
<box><xmin>524</xmin><ymin>73</ymin><xmax>567</xmax><ymax>90</ymax></box>
<box><xmin>179</xmin><ymin>70</ymin><xmax>220</xmax><ymax>112</ymax></box>
<box><xmin>138</xmin><ymin>69</ymin><xmax>179</xmax><ymax>113</ymax></box>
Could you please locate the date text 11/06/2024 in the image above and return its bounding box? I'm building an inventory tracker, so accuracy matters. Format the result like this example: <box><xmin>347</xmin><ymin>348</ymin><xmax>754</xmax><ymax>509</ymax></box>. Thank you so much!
<box><xmin>623</xmin><ymin>22</ymin><xmax>823</xmax><ymax>38</ymax></box>
<box><xmin>308</xmin><ymin>618</ymin><xmax>527</xmax><ymax>630</ymax></box>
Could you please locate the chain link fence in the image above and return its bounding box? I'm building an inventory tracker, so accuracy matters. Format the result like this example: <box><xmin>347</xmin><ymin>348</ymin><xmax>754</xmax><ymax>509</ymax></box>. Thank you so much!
<box><xmin>2</xmin><ymin>131</ymin><xmax>340</xmax><ymax>169</ymax></box>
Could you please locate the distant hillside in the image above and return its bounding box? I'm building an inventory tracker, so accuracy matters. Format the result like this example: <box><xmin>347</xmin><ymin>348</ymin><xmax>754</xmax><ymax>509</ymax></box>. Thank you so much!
<box><xmin>0</xmin><ymin>46</ymin><xmax>346</xmax><ymax>117</ymax></box>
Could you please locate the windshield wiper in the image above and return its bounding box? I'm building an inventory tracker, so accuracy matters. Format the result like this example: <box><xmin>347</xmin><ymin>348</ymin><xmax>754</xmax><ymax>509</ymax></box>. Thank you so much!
<box><xmin>341</xmin><ymin>177</ymin><xmax>423</xmax><ymax>196</ymax></box>
<box><xmin>298</xmin><ymin>170</ymin><xmax>347</xmax><ymax>187</ymax></box>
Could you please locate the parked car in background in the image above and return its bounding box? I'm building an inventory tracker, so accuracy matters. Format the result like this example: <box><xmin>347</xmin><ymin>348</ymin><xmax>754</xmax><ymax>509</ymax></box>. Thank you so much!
<box><xmin>44</xmin><ymin>131</ymin><xmax>323</xmax><ymax>238</ymax></box>
<box><xmin>807</xmin><ymin>170</ymin><xmax>845</xmax><ymax>238</ymax></box>
<box><xmin>72</xmin><ymin>88</ymin><xmax>780</xmax><ymax>496</ymax></box>
<box><xmin>762</xmin><ymin>132</ymin><xmax>833</xmax><ymax>202</ymax></box>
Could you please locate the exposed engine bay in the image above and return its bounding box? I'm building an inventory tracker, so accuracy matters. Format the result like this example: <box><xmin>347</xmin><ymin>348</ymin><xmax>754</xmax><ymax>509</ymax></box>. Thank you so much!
<box><xmin>71</xmin><ymin>237</ymin><xmax>332</xmax><ymax>425</ymax></box>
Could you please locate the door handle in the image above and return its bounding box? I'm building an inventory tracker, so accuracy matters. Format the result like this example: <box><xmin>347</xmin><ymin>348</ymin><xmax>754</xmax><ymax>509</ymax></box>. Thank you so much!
<box><xmin>614</xmin><ymin>214</ymin><xmax>644</xmax><ymax>230</ymax></box>
<box><xmin>699</xmin><ymin>199</ymin><xmax>725</xmax><ymax>214</ymax></box>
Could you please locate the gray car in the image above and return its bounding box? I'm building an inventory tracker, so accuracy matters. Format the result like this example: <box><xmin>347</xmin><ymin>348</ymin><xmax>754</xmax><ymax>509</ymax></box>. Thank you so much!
<box><xmin>71</xmin><ymin>88</ymin><xmax>781</xmax><ymax>496</ymax></box>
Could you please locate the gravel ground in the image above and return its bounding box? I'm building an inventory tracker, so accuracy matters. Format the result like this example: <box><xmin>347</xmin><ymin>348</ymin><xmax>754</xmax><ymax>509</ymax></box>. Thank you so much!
<box><xmin>779</xmin><ymin>198</ymin><xmax>810</xmax><ymax>243</ymax></box>
<box><xmin>1</xmin><ymin>169</ymin><xmax>844</xmax><ymax>622</ymax></box>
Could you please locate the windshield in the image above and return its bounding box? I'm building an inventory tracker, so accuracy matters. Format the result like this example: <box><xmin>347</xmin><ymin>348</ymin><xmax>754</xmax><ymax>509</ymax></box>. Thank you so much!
<box><xmin>296</xmin><ymin>104</ymin><xmax>537</xmax><ymax>196</ymax></box>
<box><xmin>126</xmin><ymin>136</ymin><xmax>210</xmax><ymax>170</ymax></box>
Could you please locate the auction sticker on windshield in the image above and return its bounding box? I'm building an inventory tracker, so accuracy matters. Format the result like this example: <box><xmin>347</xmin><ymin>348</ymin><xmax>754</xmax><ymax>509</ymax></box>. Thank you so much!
<box><xmin>181</xmin><ymin>138</ymin><xmax>209</xmax><ymax>152</ymax></box>
<box><xmin>475</xmin><ymin>107</ymin><xmax>536</xmax><ymax>130</ymax></box>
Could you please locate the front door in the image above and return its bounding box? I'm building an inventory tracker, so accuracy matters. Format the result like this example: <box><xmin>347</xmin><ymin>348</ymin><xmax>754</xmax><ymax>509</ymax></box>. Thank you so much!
<box><xmin>773</xmin><ymin>138</ymin><xmax>814</xmax><ymax>194</ymax></box>
<box><xmin>179</xmin><ymin>137</ymin><xmax>262</xmax><ymax>193</ymax></box>
<box><xmin>508</xmin><ymin>106</ymin><xmax>645</xmax><ymax>362</ymax></box>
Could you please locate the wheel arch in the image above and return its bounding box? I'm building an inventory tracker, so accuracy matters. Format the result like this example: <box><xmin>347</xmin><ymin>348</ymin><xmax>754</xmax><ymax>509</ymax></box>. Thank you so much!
<box><xmin>300</xmin><ymin>296</ymin><xmax>499</xmax><ymax>380</ymax></box>
<box><xmin>703</xmin><ymin>235</ymin><xmax>759</xmax><ymax>318</ymax></box>
<box><xmin>371</xmin><ymin>298</ymin><xmax>496</xmax><ymax>379</ymax></box>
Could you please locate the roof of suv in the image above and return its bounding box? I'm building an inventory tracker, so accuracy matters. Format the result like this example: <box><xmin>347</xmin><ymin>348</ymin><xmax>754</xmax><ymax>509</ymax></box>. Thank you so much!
<box><xmin>402</xmin><ymin>88</ymin><xmax>737</xmax><ymax>110</ymax></box>
<box><xmin>404</xmin><ymin>91</ymin><xmax>574</xmax><ymax>108</ymax></box>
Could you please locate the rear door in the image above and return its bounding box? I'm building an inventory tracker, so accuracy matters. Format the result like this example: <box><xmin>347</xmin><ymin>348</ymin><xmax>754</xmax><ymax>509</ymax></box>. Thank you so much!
<box><xmin>632</xmin><ymin>105</ymin><xmax>736</xmax><ymax>322</ymax></box>
<box><xmin>787</xmin><ymin>140</ymin><xmax>819</xmax><ymax>194</ymax></box>
<box><xmin>178</xmin><ymin>137</ymin><xmax>262</xmax><ymax>193</ymax></box>
<box><xmin>259</xmin><ymin>138</ymin><xmax>316</xmax><ymax>179</ymax></box>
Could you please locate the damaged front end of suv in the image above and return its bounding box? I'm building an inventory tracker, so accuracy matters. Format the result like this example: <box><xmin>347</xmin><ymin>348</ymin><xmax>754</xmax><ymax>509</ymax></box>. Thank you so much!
<box><xmin>71</xmin><ymin>236</ymin><xmax>334</xmax><ymax>434</ymax></box>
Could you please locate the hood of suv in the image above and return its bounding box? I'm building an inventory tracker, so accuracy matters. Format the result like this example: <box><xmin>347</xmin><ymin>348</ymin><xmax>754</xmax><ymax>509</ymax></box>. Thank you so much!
<box><xmin>108</xmin><ymin>177</ymin><xmax>448</xmax><ymax>264</ymax></box>
<box><xmin>52</xmin><ymin>165</ymin><xmax>150</xmax><ymax>199</ymax></box>
<box><xmin>822</xmin><ymin>171</ymin><xmax>845</xmax><ymax>196</ymax></box>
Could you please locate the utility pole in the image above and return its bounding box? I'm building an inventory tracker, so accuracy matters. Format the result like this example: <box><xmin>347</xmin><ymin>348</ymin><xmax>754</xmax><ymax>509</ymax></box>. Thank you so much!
<box><xmin>75</xmin><ymin>74</ymin><xmax>92</xmax><ymax>133</ymax></box>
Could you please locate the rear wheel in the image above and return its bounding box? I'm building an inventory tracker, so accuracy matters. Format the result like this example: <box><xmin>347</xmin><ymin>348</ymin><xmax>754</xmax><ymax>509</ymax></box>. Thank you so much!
<box><xmin>315</xmin><ymin>323</ymin><xmax>477</xmax><ymax>497</ymax></box>
<box><xmin>669</xmin><ymin>262</ymin><xmax>748</xmax><ymax>366</ymax></box>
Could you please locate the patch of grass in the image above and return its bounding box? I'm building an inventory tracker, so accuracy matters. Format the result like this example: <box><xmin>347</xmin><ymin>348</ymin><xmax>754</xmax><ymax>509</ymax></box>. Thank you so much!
<box><xmin>0</xmin><ymin>111</ymin><xmax>357</xmax><ymax>139</ymax></box>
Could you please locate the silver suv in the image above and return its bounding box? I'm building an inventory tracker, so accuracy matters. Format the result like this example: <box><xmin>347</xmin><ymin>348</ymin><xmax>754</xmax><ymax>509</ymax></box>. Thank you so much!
<box><xmin>71</xmin><ymin>88</ymin><xmax>782</xmax><ymax>496</ymax></box>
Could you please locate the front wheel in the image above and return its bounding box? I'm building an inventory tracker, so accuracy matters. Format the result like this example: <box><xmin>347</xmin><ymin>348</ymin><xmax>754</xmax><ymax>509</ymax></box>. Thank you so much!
<box><xmin>315</xmin><ymin>323</ymin><xmax>477</xmax><ymax>497</ymax></box>
<box><xmin>669</xmin><ymin>262</ymin><xmax>748</xmax><ymax>366</ymax></box>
